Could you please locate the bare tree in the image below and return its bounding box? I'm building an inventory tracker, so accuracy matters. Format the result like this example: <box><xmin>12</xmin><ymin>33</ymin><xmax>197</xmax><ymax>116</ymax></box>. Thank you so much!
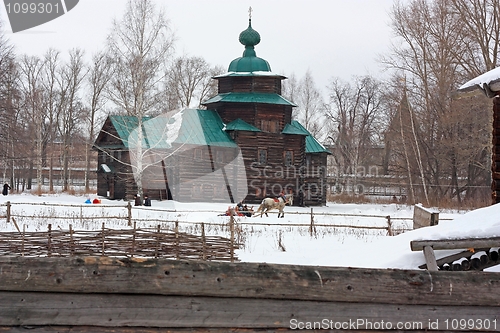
<box><xmin>0</xmin><ymin>22</ymin><xmax>19</xmax><ymax>188</ymax></box>
<box><xmin>197</xmin><ymin>65</ymin><xmax>225</xmax><ymax>108</ymax></box>
<box><xmin>18</xmin><ymin>55</ymin><xmax>45</xmax><ymax>192</ymax></box>
<box><xmin>57</xmin><ymin>48</ymin><xmax>87</xmax><ymax>191</ymax></box>
<box><xmin>449</xmin><ymin>0</ymin><xmax>500</xmax><ymax>76</ymax></box>
<box><xmin>84</xmin><ymin>51</ymin><xmax>114</xmax><ymax>192</ymax></box>
<box><xmin>294</xmin><ymin>70</ymin><xmax>325</xmax><ymax>139</ymax></box>
<box><xmin>381</xmin><ymin>0</ymin><xmax>493</xmax><ymax>204</ymax></box>
<box><xmin>325</xmin><ymin>75</ymin><xmax>386</xmax><ymax>194</ymax></box>
<box><xmin>167</xmin><ymin>56</ymin><xmax>211</xmax><ymax>108</ymax></box>
<box><xmin>106</xmin><ymin>0</ymin><xmax>175</xmax><ymax>200</ymax></box>
<box><xmin>40</xmin><ymin>48</ymin><xmax>63</xmax><ymax>192</ymax></box>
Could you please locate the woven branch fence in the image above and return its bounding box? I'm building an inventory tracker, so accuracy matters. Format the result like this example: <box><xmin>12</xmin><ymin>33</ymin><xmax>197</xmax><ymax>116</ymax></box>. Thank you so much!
<box><xmin>0</xmin><ymin>201</ymin><xmax>432</xmax><ymax>260</ymax></box>
<box><xmin>0</xmin><ymin>221</ymin><xmax>239</xmax><ymax>262</ymax></box>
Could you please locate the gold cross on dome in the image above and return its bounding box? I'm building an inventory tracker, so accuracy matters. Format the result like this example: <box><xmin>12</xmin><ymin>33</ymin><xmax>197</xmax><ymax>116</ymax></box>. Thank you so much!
<box><xmin>248</xmin><ymin>6</ymin><xmax>253</xmax><ymax>20</ymax></box>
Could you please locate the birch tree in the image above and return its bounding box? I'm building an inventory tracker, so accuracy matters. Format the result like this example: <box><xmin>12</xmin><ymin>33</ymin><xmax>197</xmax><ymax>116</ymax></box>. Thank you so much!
<box><xmin>106</xmin><ymin>0</ymin><xmax>175</xmax><ymax>201</ymax></box>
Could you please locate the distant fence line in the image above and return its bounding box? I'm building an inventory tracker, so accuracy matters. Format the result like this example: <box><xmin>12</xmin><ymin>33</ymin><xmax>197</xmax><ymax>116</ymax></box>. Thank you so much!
<box><xmin>0</xmin><ymin>201</ymin><xmax>419</xmax><ymax>236</ymax></box>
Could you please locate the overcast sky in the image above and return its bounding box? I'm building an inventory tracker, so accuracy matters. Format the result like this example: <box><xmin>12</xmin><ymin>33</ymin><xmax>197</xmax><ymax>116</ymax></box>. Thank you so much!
<box><xmin>0</xmin><ymin>0</ymin><xmax>396</xmax><ymax>95</ymax></box>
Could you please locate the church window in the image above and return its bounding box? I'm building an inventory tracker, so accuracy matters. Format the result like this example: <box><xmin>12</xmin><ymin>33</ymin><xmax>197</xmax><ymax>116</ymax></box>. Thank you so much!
<box><xmin>284</xmin><ymin>150</ymin><xmax>293</xmax><ymax>166</ymax></box>
<box><xmin>258</xmin><ymin>149</ymin><xmax>267</xmax><ymax>165</ymax></box>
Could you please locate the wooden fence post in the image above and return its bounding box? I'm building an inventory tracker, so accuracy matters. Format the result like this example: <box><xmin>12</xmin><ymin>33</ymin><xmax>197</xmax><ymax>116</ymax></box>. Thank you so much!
<box><xmin>230</xmin><ymin>213</ymin><xmax>235</xmax><ymax>262</ymax></box>
<box><xmin>131</xmin><ymin>221</ymin><xmax>136</xmax><ymax>258</ymax></box>
<box><xmin>69</xmin><ymin>224</ymin><xmax>74</xmax><ymax>256</ymax></box>
<box><xmin>101</xmin><ymin>222</ymin><xmax>105</xmax><ymax>256</ymax></box>
<box><xmin>127</xmin><ymin>202</ymin><xmax>132</xmax><ymax>227</ymax></box>
<box><xmin>47</xmin><ymin>224</ymin><xmax>52</xmax><ymax>257</ymax></box>
<box><xmin>309</xmin><ymin>208</ymin><xmax>316</xmax><ymax>237</ymax></box>
<box><xmin>21</xmin><ymin>224</ymin><xmax>25</xmax><ymax>257</ymax></box>
<box><xmin>386</xmin><ymin>215</ymin><xmax>393</xmax><ymax>236</ymax></box>
<box><xmin>155</xmin><ymin>225</ymin><xmax>161</xmax><ymax>258</ymax></box>
<box><xmin>175</xmin><ymin>221</ymin><xmax>179</xmax><ymax>260</ymax></box>
<box><xmin>6</xmin><ymin>201</ymin><xmax>10</xmax><ymax>223</ymax></box>
<box><xmin>201</xmin><ymin>222</ymin><xmax>206</xmax><ymax>260</ymax></box>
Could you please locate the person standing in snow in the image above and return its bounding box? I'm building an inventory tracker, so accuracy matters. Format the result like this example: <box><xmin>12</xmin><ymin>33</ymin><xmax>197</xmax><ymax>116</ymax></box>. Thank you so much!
<box><xmin>144</xmin><ymin>195</ymin><xmax>151</xmax><ymax>206</ymax></box>
<box><xmin>2</xmin><ymin>183</ymin><xmax>11</xmax><ymax>196</ymax></box>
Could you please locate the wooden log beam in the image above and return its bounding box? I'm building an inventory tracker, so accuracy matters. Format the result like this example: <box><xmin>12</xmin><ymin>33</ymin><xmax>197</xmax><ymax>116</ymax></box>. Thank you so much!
<box><xmin>410</xmin><ymin>237</ymin><xmax>500</xmax><ymax>251</ymax></box>
<box><xmin>0</xmin><ymin>256</ymin><xmax>499</xmax><ymax>307</ymax></box>
<box><xmin>0</xmin><ymin>328</ymin><xmax>494</xmax><ymax>333</ymax></box>
<box><xmin>0</xmin><ymin>291</ymin><xmax>499</xmax><ymax>330</ymax></box>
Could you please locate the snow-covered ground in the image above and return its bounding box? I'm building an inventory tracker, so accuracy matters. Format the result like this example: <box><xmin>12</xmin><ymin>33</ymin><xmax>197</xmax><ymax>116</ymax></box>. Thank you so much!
<box><xmin>0</xmin><ymin>192</ymin><xmax>498</xmax><ymax>272</ymax></box>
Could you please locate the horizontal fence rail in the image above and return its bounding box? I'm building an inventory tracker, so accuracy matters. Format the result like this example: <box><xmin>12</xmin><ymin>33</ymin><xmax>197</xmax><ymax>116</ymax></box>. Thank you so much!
<box><xmin>0</xmin><ymin>201</ymin><xmax>416</xmax><ymax>231</ymax></box>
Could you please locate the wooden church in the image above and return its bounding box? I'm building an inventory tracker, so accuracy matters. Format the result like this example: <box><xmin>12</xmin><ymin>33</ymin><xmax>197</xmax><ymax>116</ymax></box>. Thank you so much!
<box><xmin>94</xmin><ymin>17</ymin><xmax>330</xmax><ymax>206</ymax></box>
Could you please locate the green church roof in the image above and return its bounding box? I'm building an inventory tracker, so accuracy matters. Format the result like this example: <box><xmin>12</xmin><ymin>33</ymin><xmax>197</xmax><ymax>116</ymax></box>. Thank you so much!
<box><xmin>105</xmin><ymin>110</ymin><xmax>237</xmax><ymax>149</ymax></box>
<box><xmin>203</xmin><ymin>92</ymin><xmax>297</xmax><ymax>107</ymax></box>
<box><xmin>281</xmin><ymin>123</ymin><xmax>310</xmax><ymax>136</ymax></box>
<box><xmin>225</xmin><ymin>118</ymin><xmax>261</xmax><ymax>132</ymax></box>
<box><xmin>228</xmin><ymin>18</ymin><xmax>272</xmax><ymax>73</ymax></box>
<box><xmin>109</xmin><ymin>115</ymin><xmax>151</xmax><ymax>148</ymax></box>
<box><xmin>289</xmin><ymin>120</ymin><xmax>331</xmax><ymax>154</ymax></box>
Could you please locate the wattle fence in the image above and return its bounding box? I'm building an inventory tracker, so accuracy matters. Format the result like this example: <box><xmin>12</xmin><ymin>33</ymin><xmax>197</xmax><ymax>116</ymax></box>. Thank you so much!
<box><xmin>0</xmin><ymin>200</ymin><xmax>435</xmax><ymax>260</ymax></box>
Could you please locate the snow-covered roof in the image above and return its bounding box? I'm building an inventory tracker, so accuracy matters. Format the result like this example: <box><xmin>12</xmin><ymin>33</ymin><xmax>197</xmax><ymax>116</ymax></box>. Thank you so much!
<box><xmin>458</xmin><ymin>67</ymin><xmax>500</xmax><ymax>97</ymax></box>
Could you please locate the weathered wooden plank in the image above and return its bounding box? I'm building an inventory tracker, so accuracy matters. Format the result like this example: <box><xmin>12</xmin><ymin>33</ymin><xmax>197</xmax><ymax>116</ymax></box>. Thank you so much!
<box><xmin>0</xmin><ymin>256</ymin><xmax>499</xmax><ymax>306</ymax></box>
<box><xmin>0</xmin><ymin>328</ymin><xmax>280</xmax><ymax>333</ymax></box>
<box><xmin>0</xmin><ymin>328</ymin><xmax>485</xmax><ymax>333</ymax></box>
<box><xmin>1</xmin><ymin>291</ymin><xmax>499</xmax><ymax>330</ymax></box>
<box><xmin>423</xmin><ymin>246</ymin><xmax>439</xmax><ymax>271</ymax></box>
<box><xmin>411</xmin><ymin>237</ymin><xmax>500</xmax><ymax>251</ymax></box>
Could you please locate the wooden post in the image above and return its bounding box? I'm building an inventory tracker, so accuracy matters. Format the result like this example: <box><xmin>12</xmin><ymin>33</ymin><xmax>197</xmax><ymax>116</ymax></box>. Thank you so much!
<box><xmin>21</xmin><ymin>224</ymin><xmax>25</xmax><ymax>257</ymax></box>
<box><xmin>131</xmin><ymin>221</ymin><xmax>136</xmax><ymax>258</ymax></box>
<box><xmin>6</xmin><ymin>201</ymin><xmax>10</xmax><ymax>223</ymax></box>
<box><xmin>230</xmin><ymin>213</ymin><xmax>235</xmax><ymax>262</ymax></box>
<box><xmin>127</xmin><ymin>201</ymin><xmax>132</xmax><ymax>227</ymax></box>
<box><xmin>175</xmin><ymin>221</ymin><xmax>179</xmax><ymax>260</ymax></box>
<box><xmin>155</xmin><ymin>225</ymin><xmax>161</xmax><ymax>258</ymax></box>
<box><xmin>47</xmin><ymin>224</ymin><xmax>52</xmax><ymax>257</ymax></box>
<box><xmin>309</xmin><ymin>208</ymin><xmax>315</xmax><ymax>237</ymax></box>
<box><xmin>201</xmin><ymin>222</ymin><xmax>206</xmax><ymax>260</ymax></box>
<box><xmin>101</xmin><ymin>222</ymin><xmax>105</xmax><ymax>256</ymax></box>
<box><xmin>386</xmin><ymin>215</ymin><xmax>393</xmax><ymax>236</ymax></box>
<box><xmin>69</xmin><ymin>224</ymin><xmax>74</xmax><ymax>256</ymax></box>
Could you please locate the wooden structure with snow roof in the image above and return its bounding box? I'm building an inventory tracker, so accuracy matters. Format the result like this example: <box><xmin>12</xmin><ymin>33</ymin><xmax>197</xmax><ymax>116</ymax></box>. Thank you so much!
<box><xmin>94</xmin><ymin>110</ymin><xmax>244</xmax><ymax>202</ymax></box>
<box><xmin>458</xmin><ymin>68</ymin><xmax>500</xmax><ymax>204</ymax></box>
<box><xmin>94</xmin><ymin>18</ymin><xmax>330</xmax><ymax>205</ymax></box>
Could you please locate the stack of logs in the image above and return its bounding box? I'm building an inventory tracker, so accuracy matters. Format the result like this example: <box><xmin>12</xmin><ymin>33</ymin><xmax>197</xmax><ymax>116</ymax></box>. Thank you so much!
<box><xmin>439</xmin><ymin>248</ymin><xmax>499</xmax><ymax>271</ymax></box>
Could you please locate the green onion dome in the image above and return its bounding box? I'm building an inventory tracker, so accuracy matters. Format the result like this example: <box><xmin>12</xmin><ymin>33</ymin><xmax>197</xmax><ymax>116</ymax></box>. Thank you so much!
<box><xmin>228</xmin><ymin>19</ymin><xmax>271</xmax><ymax>72</ymax></box>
